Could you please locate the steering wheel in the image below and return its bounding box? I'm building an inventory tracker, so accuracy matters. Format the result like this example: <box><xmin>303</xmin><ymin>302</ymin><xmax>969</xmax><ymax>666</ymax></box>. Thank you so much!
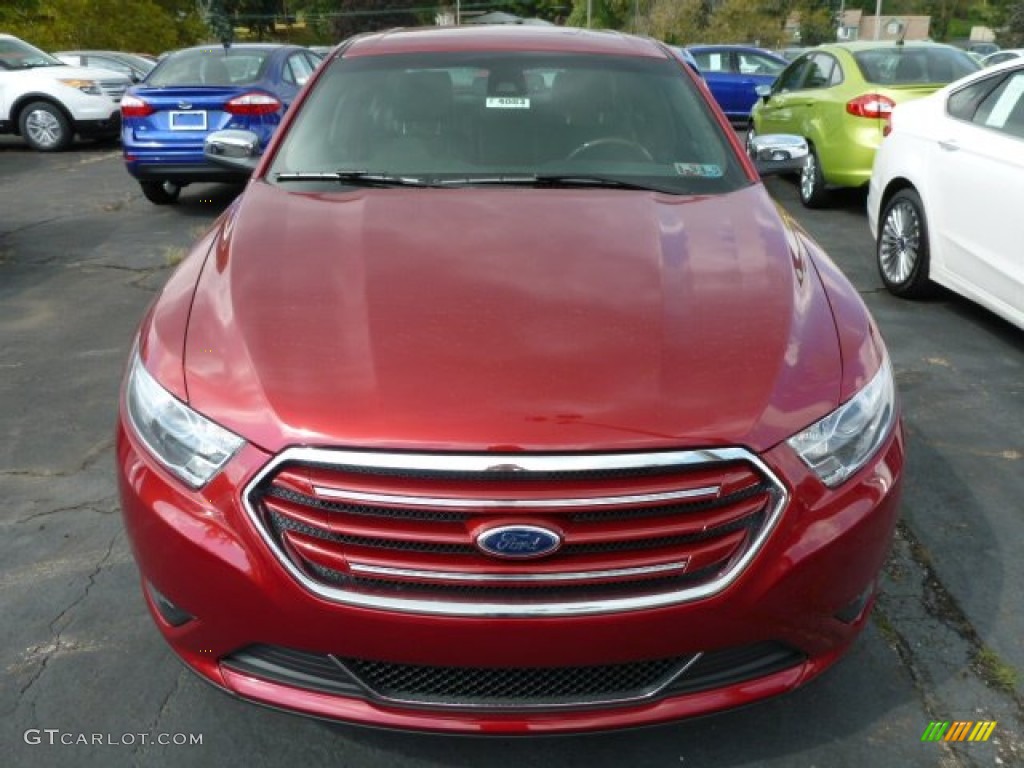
<box><xmin>566</xmin><ymin>137</ymin><xmax>654</xmax><ymax>162</ymax></box>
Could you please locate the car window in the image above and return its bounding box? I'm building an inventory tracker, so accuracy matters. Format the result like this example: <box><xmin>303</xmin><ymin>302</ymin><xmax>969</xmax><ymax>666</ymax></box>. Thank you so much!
<box><xmin>89</xmin><ymin>56</ymin><xmax>134</xmax><ymax>77</ymax></box>
<box><xmin>985</xmin><ymin>53</ymin><xmax>1016</xmax><ymax>66</ymax></box>
<box><xmin>947</xmin><ymin>74</ymin><xmax>1005</xmax><ymax>121</ymax></box>
<box><xmin>148</xmin><ymin>48</ymin><xmax>271</xmax><ymax>86</ymax></box>
<box><xmin>285</xmin><ymin>52</ymin><xmax>315</xmax><ymax>85</ymax></box>
<box><xmin>803</xmin><ymin>53</ymin><xmax>835</xmax><ymax>89</ymax></box>
<box><xmin>268</xmin><ymin>51</ymin><xmax>748</xmax><ymax>196</ymax></box>
<box><xmin>302</xmin><ymin>51</ymin><xmax>321</xmax><ymax>72</ymax></box>
<box><xmin>692</xmin><ymin>51</ymin><xmax>730</xmax><ymax>74</ymax></box>
<box><xmin>853</xmin><ymin>47</ymin><xmax>978</xmax><ymax>85</ymax></box>
<box><xmin>774</xmin><ymin>58</ymin><xmax>811</xmax><ymax>92</ymax></box>
<box><xmin>0</xmin><ymin>37</ymin><xmax>64</xmax><ymax>70</ymax></box>
<box><xmin>737</xmin><ymin>52</ymin><xmax>785</xmax><ymax>77</ymax></box>
<box><xmin>973</xmin><ymin>71</ymin><xmax>1024</xmax><ymax>138</ymax></box>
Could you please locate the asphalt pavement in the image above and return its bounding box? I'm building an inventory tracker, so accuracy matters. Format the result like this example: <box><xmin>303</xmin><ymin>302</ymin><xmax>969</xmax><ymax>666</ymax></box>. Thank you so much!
<box><xmin>1</xmin><ymin>135</ymin><xmax>1021</xmax><ymax>767</ymax></box>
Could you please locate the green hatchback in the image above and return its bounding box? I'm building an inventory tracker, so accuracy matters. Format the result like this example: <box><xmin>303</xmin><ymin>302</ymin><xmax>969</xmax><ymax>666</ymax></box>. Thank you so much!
<box><xmin>749</xmin><ymin>41</ymin><xmax>978</xmax><ymax>207</ymax></box>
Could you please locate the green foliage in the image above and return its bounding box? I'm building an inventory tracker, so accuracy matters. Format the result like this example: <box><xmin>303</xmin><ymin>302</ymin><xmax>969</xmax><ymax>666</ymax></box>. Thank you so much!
<box><xmin>1</xmin><ymin>0</ymin><xmax>204</xmax><ymax>53</ymax></box>
<box><xmin>704</xmin><ymin>0</ymin><xmax>786</xmax><ymax>46</ymax></box>
<box><xmin>796</xmin><ymin>0</ymin><xmax>835</xmax><ymax>45</ymax></box>
<box><xmin>648</xmin><ymin>0</ymin><xmax>709</xmax><ymax>44</ymax></box>
<box><xmin>566</xmin><ymin>0</ymin><xmax>632</xmax><ymax>29</ymax></box>
<box><xmin>1002</xmin><ymin>1</ymin><xmax>1024</xmax><ymax>46</ymax></box>
<box><xmin>322</xmin><ymin>1</ymin><xmax>426</xmax><ymax>41</ymax></box>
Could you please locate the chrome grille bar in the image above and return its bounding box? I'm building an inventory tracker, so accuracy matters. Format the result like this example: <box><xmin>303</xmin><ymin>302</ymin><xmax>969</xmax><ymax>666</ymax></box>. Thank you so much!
<box><xmin>243</xmin><ymin>447</ymin><xmax>788</xmax><ymax>618</ymax></box>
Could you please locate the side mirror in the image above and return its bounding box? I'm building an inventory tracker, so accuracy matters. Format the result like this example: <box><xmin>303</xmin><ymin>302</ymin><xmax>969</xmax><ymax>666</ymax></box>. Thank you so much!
<box><xmin>204</xmin><ymin>129</ymin><xmax>261</xmax><ymax>173</ymax></box>
<box><xmin>748</xmin><ymin>134</ymin><xmax>808</xmax><ymax>177</ymax></box>
<box><xmin>754</xmin><ymin>83</ymin><xmax>773</xmax><ymax>102</ymax></box>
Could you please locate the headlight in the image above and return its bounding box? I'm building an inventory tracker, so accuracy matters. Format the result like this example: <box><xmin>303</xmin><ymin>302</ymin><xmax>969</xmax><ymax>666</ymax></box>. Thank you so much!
<box><xmin>125</xmin><ymin>352</ymin><xmax>245</xmax><ymax>488</ymax></box>
<box><xmin>787</xmin><ymin>357</ymin><xmax>897</xmax><ymax>488</ymax></box>
<box><xmin>58</xmin><ymin>78</ymin><xmax>102</xmax><ymax>96</ymax></box>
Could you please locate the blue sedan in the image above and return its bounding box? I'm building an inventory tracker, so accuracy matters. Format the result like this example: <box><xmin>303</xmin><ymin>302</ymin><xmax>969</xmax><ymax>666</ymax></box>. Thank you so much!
<box><xmin>121</xmin><ymin>43</ymin><xmax>322</xmax><ymax>204</ymax></box>
<box><xmin>686</xmin><ymin>45</ymin><xmax>788</xmax><ymax>122</ymax></box>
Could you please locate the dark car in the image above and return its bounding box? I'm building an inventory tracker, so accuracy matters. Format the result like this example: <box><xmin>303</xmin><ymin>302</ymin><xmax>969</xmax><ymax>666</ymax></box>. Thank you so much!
<box><xmin>54</xmin><ymin>50</ymin><xmax>155</xmax><ymax>82</ymax></box>
<box><xmin>687</xmin><ymin>44</ymin><xmax>788</xmax><ymax>121</ymax></box>
<box><xmin>117</xmin><ymin>25</ymin><xmax>903</xmax><ymax>733</ymax></box>
<box><xmin>120</xmin><ymin>43</ymin><xmax>321</xmax><ymax>204</ymax></box>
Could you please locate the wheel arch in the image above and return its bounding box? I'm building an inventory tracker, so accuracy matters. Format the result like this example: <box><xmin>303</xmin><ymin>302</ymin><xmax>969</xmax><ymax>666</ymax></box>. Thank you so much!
<box><xmin>879</xmin><ymin>176</ymin><xmax>918</xmax><ymax>220</ymax></box>
<box><xmin>10</xmin><ymin>94</ymin><xmax>76</xmax><ymax>137</ymax></box>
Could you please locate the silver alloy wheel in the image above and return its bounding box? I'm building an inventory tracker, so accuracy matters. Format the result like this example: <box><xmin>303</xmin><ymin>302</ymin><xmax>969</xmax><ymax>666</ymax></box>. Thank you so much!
<box><xmin>24</xmin><ymin>107</ymin><xmax>65</xmax><ymax>150</ymax></box>
<box><xmin>800</xmin><ymin>152</ymin><xmax>817</xmax><ymax>200</ymax></box>
<box><xmin>878</xmin><ymin>198</ymin><xmax>921</xmax><ymax>285</ymax></box>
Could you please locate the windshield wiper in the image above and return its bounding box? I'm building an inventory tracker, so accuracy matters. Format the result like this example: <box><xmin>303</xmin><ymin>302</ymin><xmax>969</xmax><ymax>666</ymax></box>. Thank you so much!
<box><xmin>435</xmin><ymin>174</ymin><xmax>672</xmax><ymax>193</ymax></box>
<box><xmin>533</xmin><ymin>174</ymin><xmax>673</xmax><ymax>192</ymax></box>
<box><xmin>274</xmin><ymin>171</ymin><xmax>430</xmax><ymax>187</ymax></box>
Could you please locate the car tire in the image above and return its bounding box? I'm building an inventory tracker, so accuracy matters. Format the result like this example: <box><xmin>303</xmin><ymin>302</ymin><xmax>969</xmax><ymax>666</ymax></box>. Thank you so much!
<box><xmin>140</xmin><ymin>181</ymin><xmax>182</xmax><ymax>205</ymax></box>
<box><xmin>876</xmin><ymin>187</ymin><xmax>934</xmax><ymax>299</ymax></box>
<box><xmin>798</xmin><ymin>146</ymin><xmax>829</xmax><ymax>209</ymax></box>
<box><xmin>19</xmin><ymin>101</ymin><xmax>73</xmax><ymax>152</ymax></box>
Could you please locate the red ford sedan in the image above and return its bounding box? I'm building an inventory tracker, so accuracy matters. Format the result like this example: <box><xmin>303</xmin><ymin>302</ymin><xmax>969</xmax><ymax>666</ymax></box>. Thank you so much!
<box><xmin>117</xmin><ymin>25</ymin><xmax>904</xmax><ymax>733</ymax></box>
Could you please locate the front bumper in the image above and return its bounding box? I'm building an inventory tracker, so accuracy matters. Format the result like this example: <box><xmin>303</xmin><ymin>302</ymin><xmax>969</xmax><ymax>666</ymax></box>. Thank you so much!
<box><xmin>117</xmin><ymin>419</ymin><xmax>904</xmax><ymax>733</ymax></box>
<box><xmin>74</xmin><ymin>114</ymin><xmax>121</xmax><ymax>138</ymax></box>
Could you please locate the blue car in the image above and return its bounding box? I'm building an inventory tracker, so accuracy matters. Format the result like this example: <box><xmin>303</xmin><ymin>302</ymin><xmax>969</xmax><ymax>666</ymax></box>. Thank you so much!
<box><xmin>686</xmin><ymin>45</ymin><xmax>788</xmax><ymax>122</ymax></box>
<box><xmin>121</xmin><ymin>43</ymin><xmax>322</xmax><ymax>204</ymax></box>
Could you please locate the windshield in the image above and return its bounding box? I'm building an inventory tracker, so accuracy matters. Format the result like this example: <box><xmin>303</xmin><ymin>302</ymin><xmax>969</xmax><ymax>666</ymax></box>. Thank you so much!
<box><xmin>854</xmin><ymin>46</ymin><xmax>979</xmax><ymax>85</ymax></box>
<box><xmin>0</xmin><ymin>37</ymin><xmax>64</xmax><ymax>70</ymax></box>
<box><xmin>267</xmin><ymin>51</ymin><xmax>748</xmax><ymax>195</ymax></box>
<box><xmin>147</xmin><ymin>48</ymin><xmax>270</xmax><ymax>87</ymax></box>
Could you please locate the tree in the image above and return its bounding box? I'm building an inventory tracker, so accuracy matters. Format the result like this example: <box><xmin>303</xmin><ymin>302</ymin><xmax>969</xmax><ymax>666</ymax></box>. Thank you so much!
<box><xmin>998</xmin><ymin>2</ymin><xmax>1024</xmax><ymax>46</ymax></box>
<box><xmin>795</xmin><ymin>0</ymin><xmax>836</xmax><ymax>45</ymax></box>
<box><xmin>705</xmin><ymin>0</ymin><xmax>788</xmax><ymax>46</ymax></box>
<box><xmin>648</xmin><ymin>0</ymin><xmax>710</xmax><ymax>45</ymax></box>
<box><xmin>328</xmin><ymin>0</ymin><xmax>426</xmax><ymax>41</ymax></box>
<box><xmin>2</xmin><ymin>0</ymin><xmax>192</xmax><ymax>52</ymax></box>
<box><xmin>923</xmin><ymin>0</ymin><xmax>970</xmax><ymax>41</ymax></box>
<box><xmin>223</xmin><ymin>0</ymin><xmax>283</xmax><ymax>40</ymax></box>
<box><xmin>566</xmin><ymin>0</ymin><xmax>632</xmax><ymax>29</ymax></box>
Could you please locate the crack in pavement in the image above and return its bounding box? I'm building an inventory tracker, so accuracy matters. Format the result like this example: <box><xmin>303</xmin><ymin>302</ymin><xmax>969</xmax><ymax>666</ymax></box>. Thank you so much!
<box><xmin>12</xmin><ymin>531</ymin><xmax>121</xmax><ymax>721</ymax></box>
<box><xmin>876</xmin><ymin>521</ymin><xmax>1024</xmax><ymax>767</ymax></box>
<box><xmin>0</xmin><ymin>214</ymin><xmax>72</xmax><ymax>240</ymax></box>
<box><xmin>0</xmin><ymin>438</ymin><xmax>114</xmax><ymax>478</ymax></box>
<box><xmin>132</xmin><ymin>667</ymin><xmax>187</xmax><ymax>765</ymax></box>
<box><xmin>9</xmin><ymin>496</ymin><xmax>120</xmax><ymax>526</ymax></box>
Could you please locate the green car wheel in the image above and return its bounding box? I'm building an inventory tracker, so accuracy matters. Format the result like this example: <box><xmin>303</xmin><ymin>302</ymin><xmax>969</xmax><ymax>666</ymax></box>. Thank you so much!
<box><xmin>799</xmin><ymin>147</ymin><xmax>829</xmax><ymax>209</ymax></box>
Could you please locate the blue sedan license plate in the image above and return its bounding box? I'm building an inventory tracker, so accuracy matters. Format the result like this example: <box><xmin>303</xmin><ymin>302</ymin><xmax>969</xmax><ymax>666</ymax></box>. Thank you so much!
<box><xmin>170</xmin><ymin>111</ymin><xmax>207</xmax><ymax>131</ymax></box>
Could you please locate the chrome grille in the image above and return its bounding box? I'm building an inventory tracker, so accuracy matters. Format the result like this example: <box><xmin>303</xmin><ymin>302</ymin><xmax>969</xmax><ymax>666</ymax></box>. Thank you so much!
<box><xmin>98</xmin><ymin>80</ymin><xmax>128</xmax><ymax>102</ymax></box>
<box><xmin>244</xmin><ymin>448</ymin><xmax>787</xmax><ymax>617</ymax></box>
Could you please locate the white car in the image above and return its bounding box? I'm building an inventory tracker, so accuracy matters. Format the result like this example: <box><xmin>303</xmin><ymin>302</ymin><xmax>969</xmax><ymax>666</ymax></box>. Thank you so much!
<box><xmin>0</xmin><ymin>33</ymin><xmax>130</xmax><ymax>151</ymax></box>
<box><xmin>981</xmin><ymin>49</ymin><xmax>1024</xmax><ymax>68</ymax></box>
<box><xmin>868</xmin><ymin>58</ymin><xmax>1024</xmax><ymax>330</ymax></box>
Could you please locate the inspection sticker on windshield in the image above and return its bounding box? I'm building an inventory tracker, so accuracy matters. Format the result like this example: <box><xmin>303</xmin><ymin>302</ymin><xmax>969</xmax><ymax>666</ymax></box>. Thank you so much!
<box><xmin>674</xmin><ymin>163</ymin><xmax>723</xmax><ymax>178</ymax></box>
<box><xmin>486</xmin><ymin>97</ymin><xmax>531</xmax><ymax>109</ymax></box>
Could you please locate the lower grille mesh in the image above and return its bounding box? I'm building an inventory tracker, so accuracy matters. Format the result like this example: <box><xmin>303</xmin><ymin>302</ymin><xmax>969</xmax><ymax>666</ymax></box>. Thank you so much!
<box><xmin>340</xmin><ymin>655</ymin><xmax>688</xmax><ymax>707</ymax></box>
<box><xmin>221</xmin><ymin>641</ymin><xmax>806</xmax><ymax>710</ymax></box>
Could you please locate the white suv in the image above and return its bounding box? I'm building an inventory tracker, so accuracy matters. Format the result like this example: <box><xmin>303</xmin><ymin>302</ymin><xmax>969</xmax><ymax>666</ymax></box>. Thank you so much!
<box><xmin>0</xmin><ymin>33</ymin><xmax>131</xmax><ymax>151</ymax></box>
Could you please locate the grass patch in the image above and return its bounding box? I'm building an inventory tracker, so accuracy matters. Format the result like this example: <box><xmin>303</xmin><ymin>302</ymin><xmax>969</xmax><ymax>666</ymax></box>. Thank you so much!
<box><xmin>872</xmin><ymin>608</ymin><xmax>902</xmax><ymax>647</ymax></box>
<box><xmin>974</xmin><ymin>647</ymin><xmax>1019</xmax><ymax>693</ymax></box>
<box><xmin>163</xmin><ymin>246</ymin><xmax>187</xmax><ymax>267</ymax></box>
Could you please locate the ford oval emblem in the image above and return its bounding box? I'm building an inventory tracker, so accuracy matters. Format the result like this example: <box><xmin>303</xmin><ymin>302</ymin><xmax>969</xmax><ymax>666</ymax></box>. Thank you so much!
<box><xmin>476</xmin><ymin>525</ymin><xmax>562</xmax><ymax>560</ymax></box>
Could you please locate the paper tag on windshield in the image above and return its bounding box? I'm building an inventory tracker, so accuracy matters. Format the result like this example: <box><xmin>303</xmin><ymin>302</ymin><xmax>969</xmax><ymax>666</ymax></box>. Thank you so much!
<box><xmin>674</xmin><ymin>163</ymin><xmax>724</xmax><ymax>178</ymax></box>
<box><xmin>486</xmin><ymin>97</ymin><xmax>530</xmax><ymax>109</ymax></box>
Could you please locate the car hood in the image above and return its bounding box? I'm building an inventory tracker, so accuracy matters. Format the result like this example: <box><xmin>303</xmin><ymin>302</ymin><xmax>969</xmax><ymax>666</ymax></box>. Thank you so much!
<box><xmin>180</xmin><ymin>181</ymin><xmax>843</xmax><ymax>454</ymax></box>
<box><xmin>27</xmin><ymin>63</ymin><xmax>130</xmax><ymax>82</ymax></box>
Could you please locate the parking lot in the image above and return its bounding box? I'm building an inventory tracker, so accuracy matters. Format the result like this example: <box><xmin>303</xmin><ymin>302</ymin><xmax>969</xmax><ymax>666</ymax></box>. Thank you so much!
<box><xmin>1</xmin><ymin>135</ymin><xmax>1022</xmax><ymax>767</ymax></box>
